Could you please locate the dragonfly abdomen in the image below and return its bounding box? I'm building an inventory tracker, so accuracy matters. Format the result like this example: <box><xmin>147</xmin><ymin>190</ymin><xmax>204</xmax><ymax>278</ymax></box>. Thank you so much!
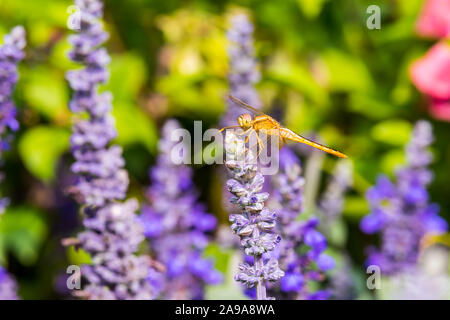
<box><xmin>279</xmin><ymin>128</ymin><xmax>348</xmax><ymax>158</ymax></box>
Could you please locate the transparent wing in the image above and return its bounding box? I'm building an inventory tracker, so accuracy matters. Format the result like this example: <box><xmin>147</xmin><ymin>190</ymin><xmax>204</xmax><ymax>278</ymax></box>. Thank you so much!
<box><xmin>228</xmin><ymin>95</ymin><xmax>265</xmax><ymax>115</ymax></box>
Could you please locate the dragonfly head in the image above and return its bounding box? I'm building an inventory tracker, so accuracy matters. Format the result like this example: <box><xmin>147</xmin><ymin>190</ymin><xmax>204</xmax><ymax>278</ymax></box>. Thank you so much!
<box><xmin>238</xmin><ymin>113</ymin><xmax>252</xmax><ymax>130</ymax></box>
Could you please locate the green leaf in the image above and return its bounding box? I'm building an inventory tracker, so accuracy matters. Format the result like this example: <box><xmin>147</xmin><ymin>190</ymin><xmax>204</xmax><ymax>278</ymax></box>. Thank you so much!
<box><xmin>23</xmin><ymin>68</ymin><xmax>70</xmax><ymax>122</ymax></box>
<box><xmin>204</xmin><ymin>243</ymin><xmax>230</xmax><ymax>275</ymax></box>
<box><xmin>322</xmin><ymin>49</ymin><xmax>374</xmax><ymax>93</ymax></box>
<box><xmin>371</xmin><ymin>119</ymin><xmax>412</xmax><ymax>146</ymax></box>
<box><xmin>204</xmin><ymin>251</ymin><xmax>248</xmax><ymax>300</ymax></box>
<box><xmin>349</xmin><ymin>93</ymin><xmax>398</xmax><ymax>119</ymax></box>
<box><xmin>112</xmin><ymin>102</ymin><xmax>157</xmax><ymax>153</ymax></box>
<box><xmin>67</xmin><ymin>246</ymin><xmax>92</xmax><ymax>265</ymax></box>
<box><xmin>0</xmin><ymin>206</ymin><xmax>47</xmax><ymax>266</ymax></box>
<box><xmin>156</xmin><ymin>73</ymin><xmax>225</xmax><ymax>119</ymax></box>
<box><xmin>105</xmin><ymin>53</ymin><xmax>147</xmax><ymax>101</ymax></box>
<box><xmin>18</xmin><ymin>126</ymin><xmax>70</xmax><ymax>183</ymax></box>
<box><xmin>380</xmin><ymin>149</ymin><xmax>405</xmax><ymax>175</ymax></box>
<box><xmin>296</xmin><ymin>0</ymin><xmax>329</xmax><ymax>19</ymax></box>
<box><xmin>343</xmin><ymin>196</ymin><xmax>369</xmax><ymax>220</ymax></box>
<box><xmin>266</xmin><ymin>54</ymin><xmax>328</xmax><ymax>107</ymax></box>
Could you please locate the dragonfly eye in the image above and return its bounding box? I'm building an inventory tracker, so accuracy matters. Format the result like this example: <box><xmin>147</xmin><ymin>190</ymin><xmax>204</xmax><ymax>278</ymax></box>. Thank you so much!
<box><xmin>238</xmin><ymin>114</ymin><xmax>252</xmax><ymax>128</ymax></box>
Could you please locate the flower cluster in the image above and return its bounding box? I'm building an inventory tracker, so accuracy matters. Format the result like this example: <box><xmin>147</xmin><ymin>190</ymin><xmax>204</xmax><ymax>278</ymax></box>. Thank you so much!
<box><xmin>411</xmin><ymin>0</ymin><xmax>450</xmax><ymax>122</ymax></box>
<box><xmin>0</xmin><ymin>25</ymin><xmax>26</xmax><ymax>300</ymax></box>
<box><xmin>140</xmin><ymin>120</ymin><xmax>222</xmax><ymax>299</ymax></box>
<box><xmin>0</xmin><ymin>26</ymin><xmax>26</xmax><ymax>216</ymax></box>
<box><xmin>268</xmin><ymin>147</ymin><xmax>334</xmax><ymax>300</ymax></box>
<box><xmin>410</xmin><ymin>42</ymin><xmax>450</xmax><ymax>122</ymax></box>
<box><xmin>221</xmin><ymin>12</ymin><xmax>264</xmax><ymax>219</ymax></box>
<box><xmin>0</xmin><ymin>266</ymin><xmax>19</xmax><ymax>300</ymax></box>
<box><xmin>360</xmin><ymin>120</ymin><xmax>448</xmax><ymax>274</ymax></box>
<box><xmin>224</xmin><ymin>131</ymin><xmax>284</xmax><ymax>300</ymax></box>
<box><xmin>381</xmin><ymin>245</ymin><xmax>450</xmax><ymax>299</ymax></box>
<box><xmin>223</xmin><ymin>13</ymin><xmax>261</xmax><ymax>126</ymax></box>
<box><xmin>66</xmin><ymin>0</ymin><xmax>128</xmax><ymax>206</ymax></box>
<box><xmin>415</xmin><ymin>0</ymin><xmax>450</xmax><ymax>39</ymax></box>
<box><xmin>66</xmin><ymin>0</ymin><xmax>153</xmax><ymax>299</ymax></box>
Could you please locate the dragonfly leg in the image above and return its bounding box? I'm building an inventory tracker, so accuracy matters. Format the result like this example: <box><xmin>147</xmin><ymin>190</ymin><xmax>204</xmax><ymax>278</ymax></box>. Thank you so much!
<box><xmin>246</xmin><ymin>132</ymin><xmax>265</xmax><ymax>157</ymax></box>
<box><xmin>256</xmin><ymin>134</ymin><xmax>265</xmax><ymax>157</ymax></box>
<box><xmin>238</xmin><ymin>128</ymin><xmax>253</xmax><ymax>136</ymax></box>
<box><xmin>219</xmin><ymin>125</ymin><xmax>241</xmax><ymax>132</ymax></box>
<box><xmin>245</xmin><ymin>129</ymin><xmax>255</xmax><ymax>143</ymax></box>
<box><xmin>279</xmin><ymin>137</ymin><xmax>286</xmax><ymax>149</ymax></box>
<box><xmin>245</xmin><ymin>131</ymin><xmax>258</xmax><ymax>154</ymax></box>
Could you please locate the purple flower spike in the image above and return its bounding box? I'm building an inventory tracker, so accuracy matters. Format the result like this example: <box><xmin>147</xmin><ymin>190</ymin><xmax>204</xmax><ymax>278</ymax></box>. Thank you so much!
<box><xmin>223</xmin><ymin>13</ymin><xmax>261</xmax><ymax>126</ymax></box>
<box><xmin>140</xmin><ymin>120</ymin><xmax>222</xmax><ymax>299</ymax></box>
<box><xmin>0</xmin><ymin>266</ymin><xmax>19</xmax><ymax>300</ymax></box>
<box><xmin>360</xmin><ymin>120</ymin><xmax>448</xmax><ymax>275</ymax></box>
<box><xmin>0</xmin><ymin>25</ymin><xmax>26</xmax><ymax>300</ymax></box>
<box><xmin>269</xmin><ymin>146</ymin><xmax>333</xmax><ymax>300</ymax></box>
<box><xmin>224</xmin><ymin>131</ymin><xmax>284</xmax><ymax>300</ymax></box>
<box><xmin>0</xmin><ymin>26</ymin><xmax>26</xmax><ymax>215</ymax></box>
<box><xmin>66</xmin><ymin>0</ymin><xmax>155</xmax><ymax>299</ymax></box>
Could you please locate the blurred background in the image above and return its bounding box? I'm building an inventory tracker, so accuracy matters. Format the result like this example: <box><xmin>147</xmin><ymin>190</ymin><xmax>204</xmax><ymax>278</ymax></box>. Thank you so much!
<box><xmin>0</xmin><ymin>0</ymin><xmax>449</xmax><ymax>299</ymax></box>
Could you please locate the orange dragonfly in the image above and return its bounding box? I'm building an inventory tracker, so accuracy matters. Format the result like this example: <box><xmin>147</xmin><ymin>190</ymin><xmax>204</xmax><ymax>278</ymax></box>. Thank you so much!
<box><xmin>220</xmin><ymin>95</ymin><xmax>348</xmax><ymax>158</ymax></box>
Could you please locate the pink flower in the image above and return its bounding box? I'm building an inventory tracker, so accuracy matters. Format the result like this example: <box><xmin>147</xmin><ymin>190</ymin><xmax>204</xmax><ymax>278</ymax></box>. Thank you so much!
<box><xmin>410</xmin><ymin>42</ymin><xmax>450</xmax><ymax>121</ymax></box>
<box><xmin>415</xmin><ymin>0</ymin><xmax>450</xmax><ymax>39</ymax></box>
<box><xmin>430</xmin><ymin>98</ymin><xmax>450</xmax><ymax>121</ymax></box>
<box><xmin>410</xmin><ymin>42</ymin><xmax>450</xmax><ymax>100</ymax></box>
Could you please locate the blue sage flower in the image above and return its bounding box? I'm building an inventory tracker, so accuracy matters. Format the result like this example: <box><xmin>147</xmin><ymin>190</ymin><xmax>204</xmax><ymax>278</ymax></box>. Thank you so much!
<box><xmin>66</xmin><ymin>0</ymin><xmax>154</xmax><ymax>299</ymax></box>
<box><xmin>0</xmin><ymin>26</ymin><xmax>25</xmax><ymax>216</ymax></box>
<box><xmin>268</xmin><ymin>147</ymin><xmax>334</xmax><ymax>300</ymax></box>
<box><xmin>0</xmin><ymin>266</ymin><xmax>19</xmax><ymax>300</ymax></box>
<box><xmin>224</xmin><ymin>131</ymin><xmax>284</xmax><ymax>300</ymax></box>
<box><xmin>360</xmin><ymin>120</ymin><xmax>448</xmax><ymax>274</ymax></box>
<box><xmin>223</xmin><ymin>13</ymin><xmax>261</xmax><ymax>126</ymax></box>
<box><xmin>0</xmin><ymin>26</ymin><xmax>25</xmax><ymax>300</ymax></box>
<box><xmin>140</xmin><ymin>120</ymin><xmax>222</xmax><ymax>299</ymax></box>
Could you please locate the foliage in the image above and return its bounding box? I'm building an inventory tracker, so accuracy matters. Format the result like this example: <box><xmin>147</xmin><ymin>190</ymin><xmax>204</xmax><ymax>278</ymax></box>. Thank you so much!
<box><xmin>0</xmin><ymin>0</ymin><xmax>449</xmax><ymax>299</ymax></box>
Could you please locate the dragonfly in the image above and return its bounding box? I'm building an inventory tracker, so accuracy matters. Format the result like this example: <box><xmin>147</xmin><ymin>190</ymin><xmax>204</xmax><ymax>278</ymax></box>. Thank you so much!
<box><xmin>220</xmin><ymin>95</ymin><xmax>348</xmax><ymax>158</ymax></box>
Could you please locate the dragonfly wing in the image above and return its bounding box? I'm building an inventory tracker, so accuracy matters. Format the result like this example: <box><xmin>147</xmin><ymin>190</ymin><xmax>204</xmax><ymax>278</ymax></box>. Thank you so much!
<box><xmin>228</xmin><ymin>95</ymin><xmax>265</xmax><ymax>115</ymax></box>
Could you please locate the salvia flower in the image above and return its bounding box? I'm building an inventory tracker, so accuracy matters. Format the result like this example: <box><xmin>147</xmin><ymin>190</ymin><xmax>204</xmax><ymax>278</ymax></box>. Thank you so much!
<box><xmin>66</xmin><ymin>0</ymin><xmax>154</xmax><ymax>299</ymax></box>
<box><xmin>140</xmin><ymin>120</ymin><xmax>222</xmax><ymax>299</ymax></box>
<box><xmin>221</xmin><ymin>11</ymin><xmax>264</xmax><ymax>235</ymax></box>
<box><xmin>0</xmin><ymin>266</ymin><xmax>19</xmax><ymax>300</ymax></box>
<box><xmin>224</xmin><ymin>131</ymin><xmax>284</xmax><ymax>300</ymax></box>
<box><xmin>223</xmin><ymin>13</ymin><xmax>261</xmax><ymax>126</ymax></box>
<box><xmin>0</xmin><ymin>26</ymin><xmax>26</xmax><ymax>216</ymax></box>
<box><xmin>381</xmin><ymin>245</ymin><xmax>450</xmax><ymax>299</ymax></box>
<box><xmin>360</xmin><ymin>120</ymin><xmax>448</xmax><ymax>275</ymax></box>
<box><xmin>0</xmin><ymin>26</ymin><xmax>25</xmax><ymax>300</ymax></box>
<box><xmin>269</xmin><ymin>147</ymin><xmax>334</xmax><ymax>300</ymax></box>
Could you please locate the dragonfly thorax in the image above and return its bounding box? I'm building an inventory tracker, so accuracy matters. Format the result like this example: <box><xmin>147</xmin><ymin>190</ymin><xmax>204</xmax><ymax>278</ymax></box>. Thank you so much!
<box><xmin>238</xmin><ymin>113</ymin><xmax>253</xmax><ymax>129</ymax></box>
